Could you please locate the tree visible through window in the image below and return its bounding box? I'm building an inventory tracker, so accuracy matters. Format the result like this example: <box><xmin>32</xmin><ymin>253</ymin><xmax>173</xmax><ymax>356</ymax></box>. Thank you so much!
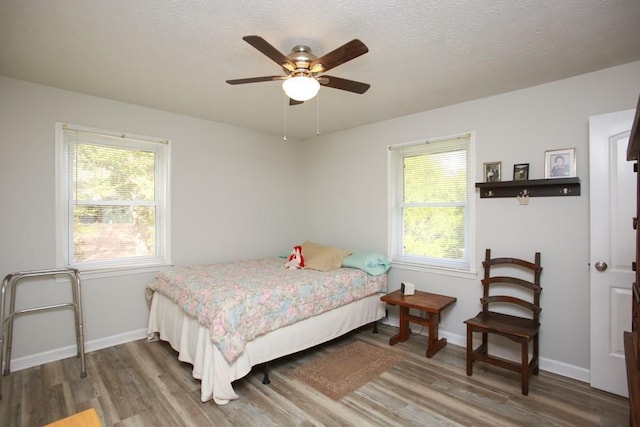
<box><xmin>57</xmin><ymin>124</ymin><xmax>170</xmax><ymax>270</ymax></box>
<box><xmin>389</xmin><ymin>133</ymin><xmax>474</xmax><ymax>271</ymax></box>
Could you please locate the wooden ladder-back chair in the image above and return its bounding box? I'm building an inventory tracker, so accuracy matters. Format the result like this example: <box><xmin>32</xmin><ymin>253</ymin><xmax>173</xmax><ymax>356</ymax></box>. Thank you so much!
<box><xmin>464</xmin><ymin>248</ymin><xmax>542</xmax><ymax>395</ymax></box>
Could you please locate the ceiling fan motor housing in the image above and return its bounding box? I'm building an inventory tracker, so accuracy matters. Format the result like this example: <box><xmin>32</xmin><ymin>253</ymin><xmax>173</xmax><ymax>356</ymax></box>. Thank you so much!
<box><xmin>287</xmin><ymin>45</ymin><xmax>318</xmax><ymax>75</ymax></box>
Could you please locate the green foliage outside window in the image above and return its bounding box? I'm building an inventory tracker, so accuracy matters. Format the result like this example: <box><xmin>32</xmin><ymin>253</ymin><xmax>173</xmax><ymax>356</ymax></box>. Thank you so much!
<box><xmin>402</xmin><ymin>150</ymin><xmax>467</xmax><ymax>261</ymax></box>
<box><xmin>72</xmin><ymin>143</ymin><xmax>157</xmax><ymax>262</ymax></box>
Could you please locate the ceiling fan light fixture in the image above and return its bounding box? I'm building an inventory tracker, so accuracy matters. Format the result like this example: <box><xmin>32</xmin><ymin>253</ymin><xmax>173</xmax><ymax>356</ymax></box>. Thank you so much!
<box><xmin>282</xmin><ymin>76</ymin><xmax>320</xmax><ymax>101</ymax></box>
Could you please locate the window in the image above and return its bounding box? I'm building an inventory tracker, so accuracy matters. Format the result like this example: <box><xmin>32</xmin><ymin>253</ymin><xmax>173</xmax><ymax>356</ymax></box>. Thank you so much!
<box><xmin>56</xmin><ymin>123</ymin><xmax>170</xmax><ymax>271</ymax></box>
<box><xmin>389</xmin><ymin>133</ymin><xmax>475</xmax><ymax>273</ymax></box>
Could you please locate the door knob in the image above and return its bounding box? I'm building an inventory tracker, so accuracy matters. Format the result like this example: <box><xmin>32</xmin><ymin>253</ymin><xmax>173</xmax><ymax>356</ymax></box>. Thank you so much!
<box><xmin>595</xmin><ymin>261</ymin><xmax>608</xmax><ymax>272</ymax></box>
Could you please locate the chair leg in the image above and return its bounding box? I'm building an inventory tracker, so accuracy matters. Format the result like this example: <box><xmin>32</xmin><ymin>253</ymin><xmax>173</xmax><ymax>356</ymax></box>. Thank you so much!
<box><xmin>521</xmin><ymin>340</ymin><xmax>529</xmax><ymax>396</ymax></box>
<box><xmin>481</xmin><ymin>332</ymin><xmax>488</xmax><ymax>355</ymax></box>
<box><xmin>466</xmin><ymin>327</ymin><xmax>473</xmax><ymax>376</ymax></box>
<box><xmin>533</xmin><ymin>335</ymin><xmax>539</xmax><ymax>375</ymax></box>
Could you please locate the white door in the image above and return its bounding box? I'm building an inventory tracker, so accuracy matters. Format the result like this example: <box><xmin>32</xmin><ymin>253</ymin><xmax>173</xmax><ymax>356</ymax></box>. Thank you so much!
<box><xmin>589</xmin><ymin>109</ymin><xmax>635</xmax><ymax>397</ymax></box>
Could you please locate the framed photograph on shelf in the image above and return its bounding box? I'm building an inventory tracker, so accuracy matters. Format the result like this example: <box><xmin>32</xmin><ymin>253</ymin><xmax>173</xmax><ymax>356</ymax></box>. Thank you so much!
<box><xmin>545</xmin><ymin>148</ymin><xmax>576</xmax><ymax>179</ymax></box>
<box><xmin>513</xmin><ymin>163</ymin><xmax>529</xmax><ymax>181</ymax></box>
<box><xmin>483</xmin><ymin>161</ymin><xmax>501</xmax><ymax>182</ymax></box>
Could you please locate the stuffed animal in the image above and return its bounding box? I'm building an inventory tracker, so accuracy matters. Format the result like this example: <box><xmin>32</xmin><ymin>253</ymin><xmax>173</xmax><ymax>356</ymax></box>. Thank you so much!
<box><xmin>285</xmin><ymin>245</ymin><xmax>305</xmax><ymax>269</ymax></box>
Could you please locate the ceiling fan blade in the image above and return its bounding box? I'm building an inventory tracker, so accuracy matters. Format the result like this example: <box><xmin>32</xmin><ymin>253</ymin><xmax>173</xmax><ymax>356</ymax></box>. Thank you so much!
<box><xmin>319</xmin><ymin>75</ymin><xmax>370</xmax><ymax>94</ymax></box>
<box><xmin>242</xmin><ymin>35</ymin><xmax>295</xmax><ymax>71</ymax></box>
<box><xmin>289</xmin><ymin>98</ymin><xmax>304</xmax><ymax>106</ymax></box>
<box><xmin>310</xmin><ymin>39</ymin><xmax>368</xmax><ymax>73</ymax></box>
<box><xmin>226</xmin><ymin>76</ymin><xmax>286</xmax><ymax>85</ymax></box>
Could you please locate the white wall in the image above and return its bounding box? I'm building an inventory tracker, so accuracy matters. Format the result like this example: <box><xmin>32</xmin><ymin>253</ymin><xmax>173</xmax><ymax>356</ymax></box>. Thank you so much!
<box><xmin>298</xmin><ymin>61</ymin><xmax>640</xmax><ymax>380</ymax></box>
<box><xmin>0</xmin><ymin>76</ymin><xmax>301</xmax><ymax>365</ymax></box>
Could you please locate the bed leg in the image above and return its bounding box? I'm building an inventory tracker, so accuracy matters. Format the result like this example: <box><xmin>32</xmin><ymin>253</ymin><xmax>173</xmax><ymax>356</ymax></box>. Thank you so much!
<box><xmin>373</xmin><ymin>322</ymin><xmax>378</xmax><ymax>334</ymax></box>
<box><xmin>262</xmin><ymin>363</ymin><xmax>271</xmax><ymax>385</ymax></box>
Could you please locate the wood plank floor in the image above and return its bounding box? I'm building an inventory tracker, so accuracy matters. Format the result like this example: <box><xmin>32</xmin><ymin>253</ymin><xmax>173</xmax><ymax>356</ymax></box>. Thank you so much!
<box><xmin>0</xmin><ymin>324</ymin><xmax>630</xmax><ymax>426</ymax></box>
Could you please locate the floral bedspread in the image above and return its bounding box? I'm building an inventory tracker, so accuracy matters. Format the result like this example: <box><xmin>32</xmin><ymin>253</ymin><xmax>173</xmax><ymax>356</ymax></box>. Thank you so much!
<box><xmin>145</xmin><ymin>257</ymin><xmax>387</xmax><ymax>362</ymax></box>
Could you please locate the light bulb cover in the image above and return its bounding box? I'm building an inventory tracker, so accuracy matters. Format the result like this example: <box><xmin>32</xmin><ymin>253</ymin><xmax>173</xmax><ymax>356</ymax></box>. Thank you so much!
<box><xmin>282</xmin><ymin>76</ymin><xmax>320</xmax><ymax>101</ymax></box>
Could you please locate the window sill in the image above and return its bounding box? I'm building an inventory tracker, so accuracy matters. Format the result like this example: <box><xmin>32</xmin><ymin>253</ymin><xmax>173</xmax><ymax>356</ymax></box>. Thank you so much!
<box><xmin>64</xmin><ymin>263</ymin><xmax>172</xmax><ymax>281</ymax></box>
<box><xmin>391</xmin><ymin>261</ymin><xmax>478</xmax><ymax>280</ymax></box>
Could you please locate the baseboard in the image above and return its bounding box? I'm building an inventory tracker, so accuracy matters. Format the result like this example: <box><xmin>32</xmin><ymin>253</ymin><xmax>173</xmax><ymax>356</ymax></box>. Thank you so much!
<box><xmin>379</xmin><ymin>318</ymin><xmax>591</xmax><ymax>384</ymax></box>
<box><xmin>9</xmin><ymin>321</ymin><xmax>592</xmax><ymax>385</ymax></box>
<box><xmin>6</xmin><ymin>328</ymin><xmax>148</xmax><ymax>373</ymax></box>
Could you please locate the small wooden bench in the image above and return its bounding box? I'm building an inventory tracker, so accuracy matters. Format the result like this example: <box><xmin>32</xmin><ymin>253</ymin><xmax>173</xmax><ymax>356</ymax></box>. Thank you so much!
<box><xmin>381</xmin><ymin>289</ymin><xmax>457</xmax><ymax>358</ymax></box>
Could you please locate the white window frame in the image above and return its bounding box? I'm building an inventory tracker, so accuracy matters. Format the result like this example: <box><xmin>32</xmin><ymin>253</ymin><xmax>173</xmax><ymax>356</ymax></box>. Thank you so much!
<box><xmin>55</xmin><ymin>122</ymin><xmax>171</xmax><ymax>274</ymax></box>
<box><xmin>388</xmin><ymin>132</ymin><xmax>476</xmax><ymax>277</ymax></box>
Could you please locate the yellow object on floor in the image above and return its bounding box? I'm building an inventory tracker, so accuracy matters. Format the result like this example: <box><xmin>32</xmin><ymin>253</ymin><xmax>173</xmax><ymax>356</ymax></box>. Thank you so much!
<box><xmin>44</xmin><ymin>408</ymin><xmax>102</xmax><ymax>427</ymax></box>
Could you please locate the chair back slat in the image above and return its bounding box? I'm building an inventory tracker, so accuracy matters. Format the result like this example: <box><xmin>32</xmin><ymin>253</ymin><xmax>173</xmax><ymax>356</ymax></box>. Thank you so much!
<box><xmin>484</xmin><ymin>257</ymin><xmax>543</xmax><ymax>273</ymax></box>
<box><xmin>480</xmin><ymin>296</ymin><xmax>542</xmax><ymax>314</ymax></box>
<box><xmin>482</xmin><ymin>276</ymin><xmax>541</xmax><ymax>292</ymax></box>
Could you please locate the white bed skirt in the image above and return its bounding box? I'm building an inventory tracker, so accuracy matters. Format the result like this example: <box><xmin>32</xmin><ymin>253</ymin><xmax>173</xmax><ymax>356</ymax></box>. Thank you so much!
<box><xmin>147</xmin><ymin>292</ymin><xmax>387</xmax><ymax>404</ymax></box>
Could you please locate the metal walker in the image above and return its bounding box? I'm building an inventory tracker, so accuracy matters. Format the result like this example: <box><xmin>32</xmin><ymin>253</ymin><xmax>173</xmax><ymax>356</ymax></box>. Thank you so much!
<box><xmin>0</xmin><ymin>268</ymin><xmax>86</xmax><ymax>399</ymax></box>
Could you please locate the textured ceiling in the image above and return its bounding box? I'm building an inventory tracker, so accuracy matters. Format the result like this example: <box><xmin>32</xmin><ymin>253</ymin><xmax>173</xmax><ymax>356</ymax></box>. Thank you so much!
<box><xmin>1</xmin><ymin>0</ymin><xmax>640</xmax><ymax>140</ymax></box>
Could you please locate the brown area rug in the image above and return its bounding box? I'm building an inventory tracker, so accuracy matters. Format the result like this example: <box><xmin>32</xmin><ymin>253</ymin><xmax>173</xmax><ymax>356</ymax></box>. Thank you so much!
<box><xmin>292</xmin><ymin>340</ymin><xmax>403</xmax><ymax>400</ymax></box>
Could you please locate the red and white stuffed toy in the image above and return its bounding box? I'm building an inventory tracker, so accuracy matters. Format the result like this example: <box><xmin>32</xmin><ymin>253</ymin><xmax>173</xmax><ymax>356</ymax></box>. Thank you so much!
<box><xmin>285</xmin><ymin>245</ymin><xmax>305</xmax><ymax>269</ymax></box>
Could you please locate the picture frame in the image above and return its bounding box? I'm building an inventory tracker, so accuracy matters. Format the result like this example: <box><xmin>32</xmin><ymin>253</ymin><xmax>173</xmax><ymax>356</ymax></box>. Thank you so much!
<box><xmin>483</xmin><ymin>161</ymin><xmax>501</xmax><ymax>182</ymax></box>
<box><xmin>545</xmin><ymin>148</ymin><xmax>576</xmax><ymax>179</ymax></box>
<box><xmin>513</xmin><ymin>163</ymin><xmax>529</xmax><ymax>181</ymax></box>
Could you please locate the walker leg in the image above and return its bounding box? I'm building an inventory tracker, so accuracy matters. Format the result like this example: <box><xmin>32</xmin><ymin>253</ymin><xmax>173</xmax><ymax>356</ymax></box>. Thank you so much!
<box><xmin>72</xmin><ymin>270</ymin><xmax>87</xmax><ymax>378</ymax></box>
<box><xmin>0</xmin><ymin>274</ymin><xmax>10</xmax><ymax>400</ymax></box>
<box><xmin>3</xmin><ymin>276</ymin><xmax>18</xmax><ymax>376</ymax></box>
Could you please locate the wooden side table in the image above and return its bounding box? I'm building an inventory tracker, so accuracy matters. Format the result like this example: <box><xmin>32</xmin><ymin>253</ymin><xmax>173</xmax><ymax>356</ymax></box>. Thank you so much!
<box><xmin>381</xmin><ymin>289</ymin><xmax>457</xmax><ymax>358</ymax></box>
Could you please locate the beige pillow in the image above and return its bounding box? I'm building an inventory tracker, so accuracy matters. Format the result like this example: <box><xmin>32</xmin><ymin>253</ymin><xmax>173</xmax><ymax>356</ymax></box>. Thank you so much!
<box><xmin>302</xmin><ymin>241</ymin><xmax>351</xmax><ymax>271</ymax></box>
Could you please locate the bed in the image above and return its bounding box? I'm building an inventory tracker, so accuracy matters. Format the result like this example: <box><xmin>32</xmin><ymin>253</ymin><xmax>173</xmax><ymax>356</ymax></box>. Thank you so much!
<box><xmin>145</xmin><ymin>246</ymin><xmax>390</xmax><ymax>405</ymax></box>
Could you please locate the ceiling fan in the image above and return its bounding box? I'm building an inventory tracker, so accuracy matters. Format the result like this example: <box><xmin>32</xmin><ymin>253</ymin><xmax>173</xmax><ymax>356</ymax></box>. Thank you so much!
<box><xmin>226</xmin><ymin>35</ymin><xmax>371</xmax><ymax>104</ymax></box>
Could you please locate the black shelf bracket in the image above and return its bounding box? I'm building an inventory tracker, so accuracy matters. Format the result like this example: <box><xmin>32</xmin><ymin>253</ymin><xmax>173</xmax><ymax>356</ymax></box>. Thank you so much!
<box><xmin>475</xmin><ymin>177</ymin><xmax>580</xmax><ymax>199</ymax></box>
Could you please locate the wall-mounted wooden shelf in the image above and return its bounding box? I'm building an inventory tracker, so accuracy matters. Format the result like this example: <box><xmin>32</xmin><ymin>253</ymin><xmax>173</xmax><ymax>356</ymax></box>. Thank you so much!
<box><xmin>475</xmin><ymin>177</ymin><xmax>580</xmax><ymax>198</ymax></box>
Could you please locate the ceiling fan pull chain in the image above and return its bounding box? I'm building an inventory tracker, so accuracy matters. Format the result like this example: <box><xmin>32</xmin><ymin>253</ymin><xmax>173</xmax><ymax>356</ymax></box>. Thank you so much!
<box><xmin>316</xmin><ymin>93</ymin><xmax>320</xmax><ymax>136</ymax></box>
<box><xmin>283</xmin><ymin>93</ymin><xmax>288</xmax><ymax>141</ymax></box>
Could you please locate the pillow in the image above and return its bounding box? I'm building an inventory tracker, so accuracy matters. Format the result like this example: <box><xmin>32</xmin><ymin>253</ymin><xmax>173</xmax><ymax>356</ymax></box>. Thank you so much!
<box><xmin>301</xmin><ymin>241</ymin><xmax>351</xmax><ymax>271</ymax></box>
<box><xmin>342</xmin><ymin>252</ymin><xmax>391</xmax><ymax>276</ymax></box>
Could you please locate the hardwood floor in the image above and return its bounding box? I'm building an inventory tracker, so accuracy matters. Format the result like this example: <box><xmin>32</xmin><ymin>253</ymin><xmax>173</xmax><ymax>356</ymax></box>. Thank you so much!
<box><xmin>0</xmin><ymin>324</ymin><xmax>630</xmax><ymax>426</ymax></box>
